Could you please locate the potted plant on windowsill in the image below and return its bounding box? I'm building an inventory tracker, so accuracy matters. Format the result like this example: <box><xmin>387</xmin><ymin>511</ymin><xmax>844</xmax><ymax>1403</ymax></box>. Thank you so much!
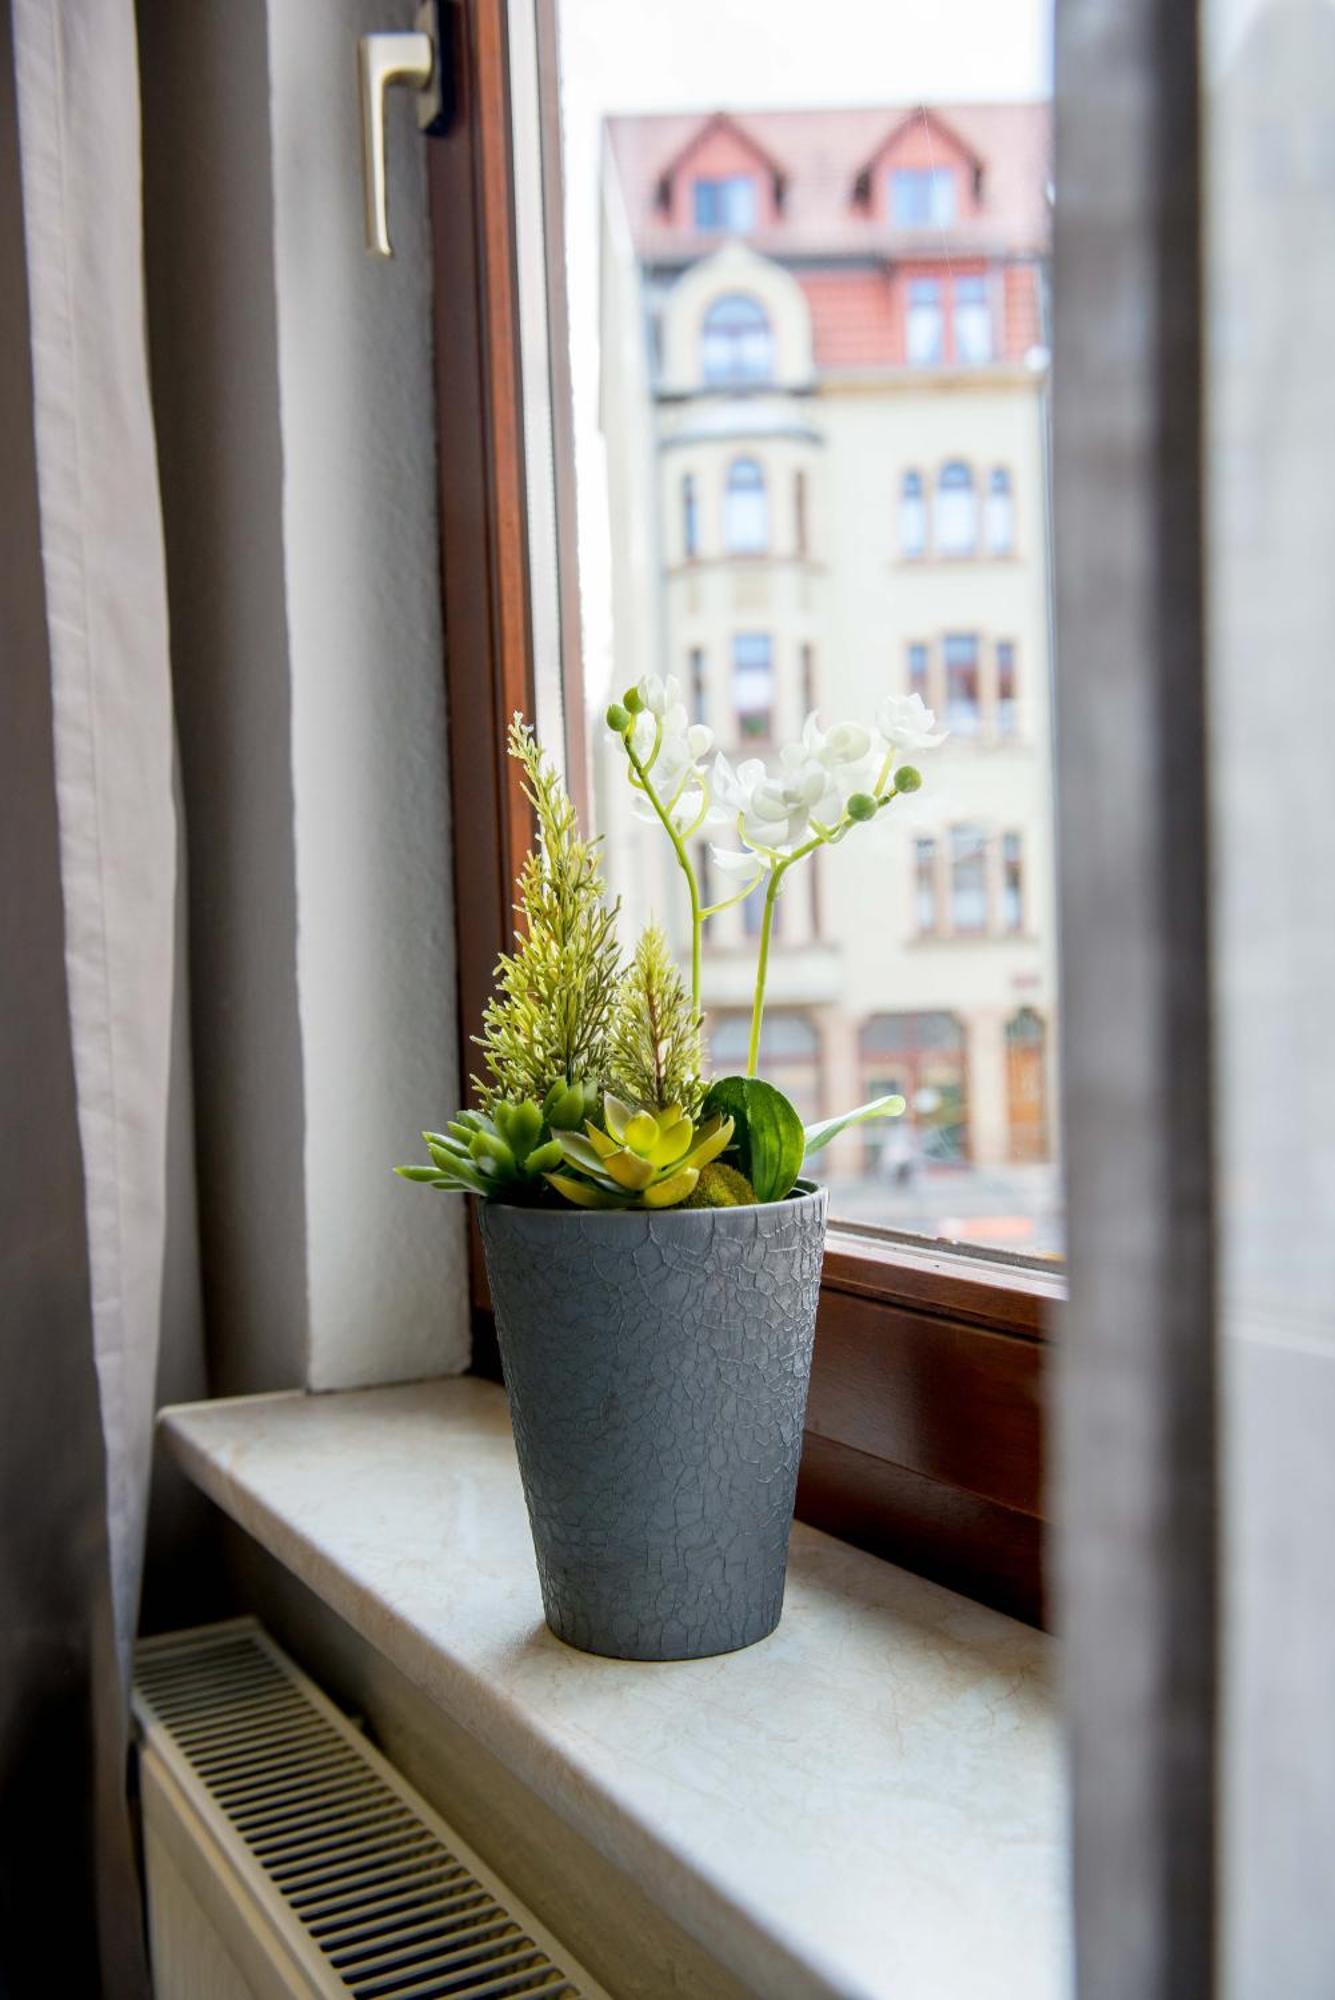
<box><xmin>398</xmin><ymin>688</ymin><xmax>945</xmax><ymax>1661</ymax></box>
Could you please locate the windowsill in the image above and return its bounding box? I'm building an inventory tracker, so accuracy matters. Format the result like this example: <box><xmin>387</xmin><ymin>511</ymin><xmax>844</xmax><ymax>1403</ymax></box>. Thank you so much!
<box><xmin>161</xmin><ymin>1377</ymin><xmax>1067</xmax><ymax>2000</ymax></box>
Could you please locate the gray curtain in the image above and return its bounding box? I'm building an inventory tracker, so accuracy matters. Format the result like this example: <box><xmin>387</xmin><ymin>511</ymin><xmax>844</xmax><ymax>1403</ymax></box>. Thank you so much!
<box><xmin>1</xmin><ymin>1</ymin><xmax>178</xmax><ymax>1992</ymax></box>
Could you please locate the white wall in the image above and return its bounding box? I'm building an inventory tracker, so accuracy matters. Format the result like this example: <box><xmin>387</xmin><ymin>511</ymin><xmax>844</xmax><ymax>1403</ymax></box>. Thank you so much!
<box><xmin>141</xmin><ymin>0</ymin><xmax>468</xmax><ymax>1393</ymax></box>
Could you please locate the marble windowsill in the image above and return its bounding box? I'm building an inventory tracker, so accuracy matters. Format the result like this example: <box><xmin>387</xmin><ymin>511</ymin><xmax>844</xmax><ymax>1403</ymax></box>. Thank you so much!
<box><xmin>160</xmin><ymin>1379</ymin><xmax>1069</xmax><ymax>2000</ymax></box>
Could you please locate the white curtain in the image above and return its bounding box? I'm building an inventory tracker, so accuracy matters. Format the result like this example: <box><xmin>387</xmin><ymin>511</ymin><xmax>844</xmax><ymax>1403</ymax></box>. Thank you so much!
<box><xmin>11</xmin><ymin>0</ymin><xmax>176</xmax><ymax>1680</ymax></box>
<box><xmin>1208</xmin><ymin>4</ymin><xmax>1335</xmax><ymax>1993</ymax></box>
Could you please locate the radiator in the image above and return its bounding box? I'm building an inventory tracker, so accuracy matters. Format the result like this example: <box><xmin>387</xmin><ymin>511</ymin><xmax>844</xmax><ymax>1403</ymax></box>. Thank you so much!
<box><xmin>133</xmin><ymin>1620</ymin><xmax>608</xmax><ymax>2000</ymax></box>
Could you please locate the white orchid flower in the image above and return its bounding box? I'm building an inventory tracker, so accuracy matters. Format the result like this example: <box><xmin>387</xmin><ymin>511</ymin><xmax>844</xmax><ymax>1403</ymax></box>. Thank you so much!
<box><xmin>708</xmin><ymin>844</ymin><xmax>767</xmax><ymax>889</ymax></box>
<box><xmin>709</xmin><ymin>751</ymin><xmax>835</xmax><ymax>851</ymax></box>
<box><xmin>875</xmin><ymin>693</ymin><xmax>948</xmax><ymax>752</ymax></box>
<box><xmin>636</xmin><ymin>673</ymin><xmax>680</xmax><ymax>719</ymax></box>
<box><xmin>785</xmin><ymin>712</ymin><xmax>873</xmax><ymax>770</ymax></box>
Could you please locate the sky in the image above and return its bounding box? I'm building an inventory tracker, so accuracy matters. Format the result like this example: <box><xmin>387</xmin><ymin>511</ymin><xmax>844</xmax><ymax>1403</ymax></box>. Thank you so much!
<box><xmin>552</xmin><ymin>0</ymin><xmax>1054</xmax><ymax>709</ymax></box>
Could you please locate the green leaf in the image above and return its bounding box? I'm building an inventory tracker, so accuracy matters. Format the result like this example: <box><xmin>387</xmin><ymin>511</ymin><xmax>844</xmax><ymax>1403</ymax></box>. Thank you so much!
<box><xmin>802</xmin><ymin>1093</ymin><xmax>906</xmax><ymax>1160</ymax></box>
<box><xmin>702</xmin><ymin>1075</ymin><xmax>805</xmax><ymax>1204</ymax></box>
<box><xmin>395</xmin><ymin>1164</ymin><xmax>445</xmax><ymax>1182</ymax></box>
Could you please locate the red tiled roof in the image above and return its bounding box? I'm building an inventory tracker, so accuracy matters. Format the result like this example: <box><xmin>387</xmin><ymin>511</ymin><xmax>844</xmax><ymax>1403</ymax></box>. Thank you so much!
<box><xmin>605</xmin><ymin>102</ymin><xmax>1052</xmax><ymax>262</ymax></box>
<box><xmin>798</xmin><ymin>270</ymin><xmax>900</xmax><ymax>368</ymax></box>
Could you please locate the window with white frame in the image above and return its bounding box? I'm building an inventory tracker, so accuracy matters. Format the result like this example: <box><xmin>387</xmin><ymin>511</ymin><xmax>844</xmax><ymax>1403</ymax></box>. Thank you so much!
<box><xmin>944</xmin><ymin>632</ymin><xmax>982</xmax><ymax>733</ymax></box>
<box><xmin>935</xmin><ymin>461</ymin><xmax>978</xmax><ymax>554</ymax></box>
<box><xmin>906</xmin><ymin>277</ymin><xmax>945</xmax><ymax>364</ymax></box>
<box><xmin>682</xmin><ymin>471</ymin><xmax>699</xmax><ymax>558</ymax></box>
<box><xmin>907</xmin><ymin>640</ymin><xmax>930</xmax><ymax>704</ymax></box>
<box><xmin>950</xmin><ymin>825</ymin><xmax>989</xmax><ymax>934</ymax></box>
<box><xmin>899</xmin><ymin>469</ymin><xmax>927</xmax><ymax>556</ymax></box>
<box><xmin>953</xmin><ymin>274</ymin><xmax>993</xmax><ymax>363</ymax></box>
<box><xmin>1002</xmin><ymin>832</ymin><xmax>1025</xmax><ymax>932</ymax></box>
<box><xmin>985</xmin><ymin>466</ymin><xmax>1015</xmax><ymax>554</ymax></box>
<box><xmin>732</xmin><ymin>631</ymin><xmax>774</xmax><ymax>739</ymax></box>
<box><xmin>724</xmin><ymin>456</ymin><xmax>769</xmax><ymax>553</ymax></box>
<box><xmin>701</xmin><ymin>294</ymin><xmax>774</xmax><ymax>386</ymax></box>
<box><xmin>693</xmin><ymin>174</ymin><xmax>758</xmax><ymax>231</ymax></box>
<box><xmin>891</xmin><ymin>166</ymin><xmax>956</xmax><ymax>226</ymax></box>
<box><xmin>997</xmin><ymin>640</ymin><xmax>1018</xmax><ymax>734</ymax></box>
<box><xmin>914</xmin><ymin>836</ymin><xmax>939</xmax><ymax>934</ymax></box>
<box><xmin>689</xmin><ymin>645</ymin><xmax>707</xmax><ymax>725</ymax></box>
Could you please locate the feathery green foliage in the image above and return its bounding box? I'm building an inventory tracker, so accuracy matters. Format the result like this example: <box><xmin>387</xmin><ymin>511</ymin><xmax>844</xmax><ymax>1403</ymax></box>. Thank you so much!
<box><xmin>606</xmin><ymin>920</ymin><xmax>703</xmax><ymax>1114</ymax></box>
<box><xmin>473</xmin><ymin>718</ymin><xmax>621</xmax><ymax>1107</ymax></box>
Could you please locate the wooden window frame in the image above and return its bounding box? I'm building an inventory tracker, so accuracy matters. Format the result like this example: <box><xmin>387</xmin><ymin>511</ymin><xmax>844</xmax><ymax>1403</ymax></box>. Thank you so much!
<box><xmin>428</xmin><ymin>0</ymin><xmax>1058</xmax><ymax>1632</ymax></box>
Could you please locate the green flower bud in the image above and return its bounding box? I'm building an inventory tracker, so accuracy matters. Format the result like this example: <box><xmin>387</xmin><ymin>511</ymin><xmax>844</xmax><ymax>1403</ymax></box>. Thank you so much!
<box><xmin>622</xmin><ymin>685</ymin><xmax>644</xmax><ymax>714</ymax></box>
<box><xmin>895</xmin><ymin>765</ymin><xmax>923</xmax><ymax>794</ymax></box>
<box><xmin>846</xmin><ymin>792</ymin><xmax>878</xmax><ymax>822</ymax></box>
<box><xmin>605</xmin><ymin>701</ymin><xmax>631</xmax><ymax>735</ymax></box>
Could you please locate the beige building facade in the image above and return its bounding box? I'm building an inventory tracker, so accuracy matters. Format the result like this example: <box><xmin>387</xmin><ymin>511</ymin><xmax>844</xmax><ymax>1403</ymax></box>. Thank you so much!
<box><xmin>597</xmin><ymin>107</ymin><xmax>1058</xmax><ymax>1192</ymax></box>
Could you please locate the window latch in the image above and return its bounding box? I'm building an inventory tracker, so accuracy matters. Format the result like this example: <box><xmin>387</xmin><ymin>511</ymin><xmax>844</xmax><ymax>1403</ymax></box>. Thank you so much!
<box><xmin>357</xmin><ymin>2</ymin><xmax>455</xmax><ymax>259</ymax></box>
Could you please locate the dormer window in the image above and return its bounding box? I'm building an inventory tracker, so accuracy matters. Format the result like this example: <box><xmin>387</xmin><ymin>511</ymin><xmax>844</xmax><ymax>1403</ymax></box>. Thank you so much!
<box><xmin>891</xmin><ymin>166</ymin><xmax>956</xmax><ymax>227</ymax></box>
<box><xmin>693</xmin><ymin>175</ymin><xmax>758</xmax><ymax>232</ymax></box>
<box><xmin>701</xmin><ymin>294</ymin><xmax>774</xmax><ymax>387</ymax></box>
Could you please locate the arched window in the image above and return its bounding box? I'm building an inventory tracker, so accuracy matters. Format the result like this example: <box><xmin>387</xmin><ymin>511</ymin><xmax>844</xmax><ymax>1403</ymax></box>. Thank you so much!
<box><xmin>682</xmin><ymin>473</ymin><xmax>699</xmax><ymax>558</ymax></box>
<box><xmin>899</xmin><ymin>469</ymin><xmax>927</xmax><ymax>557</ymax></box>
<box><xmin>935</xmin><ymin>460</ymin><xmax>978</xmax><ymax>555</ymax></box>
<box><xmin>701</xmin><ymin>294</ymin><xmax>774</xmax><ymax>386</ymax></box>
<box><xmin>724</xmin><ymin>457</ymin><xmax>769</xmax><ymax>553</ymax></box>
<box><xmin>985</xmin><ymin>466</ymin><xmax>1015</xmax><ymax>555</ymax></box>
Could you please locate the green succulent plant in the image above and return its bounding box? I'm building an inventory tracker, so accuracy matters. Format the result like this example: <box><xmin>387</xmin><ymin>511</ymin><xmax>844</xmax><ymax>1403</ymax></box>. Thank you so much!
<box><xmin>545</xmin><ymin>1092</ymin><xmax>734</xmax><ymax>1210</ymax></box>
<box><xmin>395</xmin><ymin>1100</ymin><xmax>558</xmax><ymax>1200</ymax></box>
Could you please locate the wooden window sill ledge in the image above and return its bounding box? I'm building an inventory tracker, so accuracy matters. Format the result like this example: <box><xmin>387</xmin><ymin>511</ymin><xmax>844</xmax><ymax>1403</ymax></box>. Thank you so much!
<box><xmin>161</xmin><ymin>1378</ymin><xmax>1068</xmax><ymax>2000</ymax></box>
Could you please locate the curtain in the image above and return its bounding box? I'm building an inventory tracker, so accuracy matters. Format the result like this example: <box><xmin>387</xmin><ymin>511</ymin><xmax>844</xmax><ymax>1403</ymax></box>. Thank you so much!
<box><xmin>1</xmin><ymin>1</ymin><xmax>177</xmax><ymax>1991</ymax></box>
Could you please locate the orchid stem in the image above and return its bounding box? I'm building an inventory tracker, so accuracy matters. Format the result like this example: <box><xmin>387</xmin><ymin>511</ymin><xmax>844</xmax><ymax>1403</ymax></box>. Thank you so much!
<box><xmin>624</xmin><ymin>734</ymin><xmax>702</xmax><ymax>1016</ymax></box>
<box><xmin>746</xmin><ymin>867</ymin><xmax>783</xmax><ymax>1077</ymax></box>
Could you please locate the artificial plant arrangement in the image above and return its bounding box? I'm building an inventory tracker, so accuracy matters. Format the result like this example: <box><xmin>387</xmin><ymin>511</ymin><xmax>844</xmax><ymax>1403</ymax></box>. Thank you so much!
<box><xmin>397</xmin><ymin>693</ymin><xmax>943</xmax><ymax>1665</ymax></box>
<box><xmin>398</xmin><ymin>690</ymin><xmax>943</xmax><ymax>1213</ymax></box>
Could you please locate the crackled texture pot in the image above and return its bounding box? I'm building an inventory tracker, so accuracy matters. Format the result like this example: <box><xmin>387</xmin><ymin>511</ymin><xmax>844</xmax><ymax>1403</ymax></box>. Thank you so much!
<box><xmin>478</xmin><ymin>1184</ymin><xmax>828</xmax><ymax>1661</ymax></box>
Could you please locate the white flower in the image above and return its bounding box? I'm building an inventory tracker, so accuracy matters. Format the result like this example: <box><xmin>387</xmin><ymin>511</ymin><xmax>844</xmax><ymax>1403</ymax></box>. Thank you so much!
<box><xmin>708</xmin><ymin>844</ymin><xmax>767</xmax><ymax>894</ymax></box>
<box><xmin>628</xmin><ymin>694</ymin><xmax>714</xmax><ymax>831</ymax></box>
<box><xmin>784</xmin><ymin>712</ymin><xmax>873</xmax><ymax>771</ymax></box>
<box><xmin>875</xmin><ymin>693</ymin><xmax>948</xmax><ymax>753</ymax></box>
<box><xmin>709</xmin><ymin>751</ymin><xmax>833</xmax><ymax>850</ymax></box>
<box><xmin>636</xmin><ymin>673</ymin><xmax>678</xmax><ymax>718</ymax></box>
<box><xmin>779</xmin><ymin>713</ymin><xmax>876</xmax><ymax>819</ymax></box>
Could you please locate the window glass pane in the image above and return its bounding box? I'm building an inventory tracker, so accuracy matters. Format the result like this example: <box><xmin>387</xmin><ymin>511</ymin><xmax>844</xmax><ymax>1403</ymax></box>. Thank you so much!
<box><xmin>732</xmin><ymin>631</ymin><xmax>774</xmax><ymax>738</ymax></box>
<box><xmin>694</xmin><ymin>173</ymin><xmax>758</xmax><ymax>231</ymax></box>
<box><xmin>552</xmin><ymin>0</ymin><xmax>1062</xmax><ymax>1258</ymax></box>
<box><xmin>892</xmin><ymin>166</ymin><xmax>956</xmax><ymax>227</ymax></box>
<box><xmin>944</xmin><ymin>632</ymin><xmax>981</xmax><ymax>734</ymax></box>
<box><xmin>950</xmin><ymin>825</ymin><xmax>989</xmax><ymax>934</ymax></box>
<box><xmin>1002</xmin><ymin>831</ymin><xmax>1024</xmax><ymax>931</ymax></box>
<box><xmin>985</xmin><ymin>466</ymin><xmax>1015</xmax><ymax>554</ymax></box>
<box><xmin>701</xmin><ymin>293</ymin><xmax>774</xmax><ymax>385</ymax></box>
<box><xmin>914</xmin><ymin>836</ymin><xmax>938</xmax><ymax>934</ymax></box>
<box><xmin>906</xmin><ymin>277</ymin><xmax>944</xmax><ymax>364</ymax></box>
<box><xmin>682</xmin><ymin>472</ymin><xmax>699</xmax><ymax>557</ymax></box>
<box><xmin>936</xmin><ymin>461</ymin><xmax>978</xmax><ymax>554</ymax></box>
<box><xmin>724</xmin><ymin>456</ymin><xmax>769</xmax><ymax>552</ymax></box>
<box><xmin>953</xmin><ymin>274</ymin><xmax>993</xmax><ymax>363</ymax></box>
<box><xmin>996</xmin><ymin>640</ymin><xmax>1018</xmax><ymax>733</ymax></box>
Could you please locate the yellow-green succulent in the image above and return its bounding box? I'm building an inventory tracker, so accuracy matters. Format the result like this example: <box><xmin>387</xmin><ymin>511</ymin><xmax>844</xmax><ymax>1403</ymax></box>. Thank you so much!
<box><xmin>545</xmin><ymin>1093</ymin><xmax>734</xmax><ymax>1210</ymax></box>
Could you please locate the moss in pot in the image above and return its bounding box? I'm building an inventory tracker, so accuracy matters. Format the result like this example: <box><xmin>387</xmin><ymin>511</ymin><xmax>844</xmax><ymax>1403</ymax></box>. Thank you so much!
<box><xmin>397</xmin><ymin>705</ymin><xmax>941</xmax><ymax>1659</ymax></box>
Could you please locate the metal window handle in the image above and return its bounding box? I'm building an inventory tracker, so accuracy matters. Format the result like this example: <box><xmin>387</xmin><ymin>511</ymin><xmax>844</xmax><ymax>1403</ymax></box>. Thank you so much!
<box><xmin>357</xmin><ymin>4</ymin><xmax>447</xmax><ymax>258</ymax></box>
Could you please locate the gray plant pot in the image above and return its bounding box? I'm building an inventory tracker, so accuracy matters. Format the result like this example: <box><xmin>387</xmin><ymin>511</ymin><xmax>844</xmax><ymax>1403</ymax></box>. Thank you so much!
<box><xmin>478</xmin><ymin>1183</ymin><xmax>828</xmax><ymax>1661</ymax></box>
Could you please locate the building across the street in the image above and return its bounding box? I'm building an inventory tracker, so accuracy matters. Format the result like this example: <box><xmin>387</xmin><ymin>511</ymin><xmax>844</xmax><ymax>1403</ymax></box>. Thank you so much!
<box><xmin>596</xmin><ymin>101</ymin><xmax>1058</xmax><ymax>1229</ymax></box>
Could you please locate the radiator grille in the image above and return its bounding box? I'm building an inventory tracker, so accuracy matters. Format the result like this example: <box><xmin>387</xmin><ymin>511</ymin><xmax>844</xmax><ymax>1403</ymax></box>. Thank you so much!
<box><xmin>134</xmin><ymin>1623</ymin><xmax>594</xmax><ymax>2000</ymax></box>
